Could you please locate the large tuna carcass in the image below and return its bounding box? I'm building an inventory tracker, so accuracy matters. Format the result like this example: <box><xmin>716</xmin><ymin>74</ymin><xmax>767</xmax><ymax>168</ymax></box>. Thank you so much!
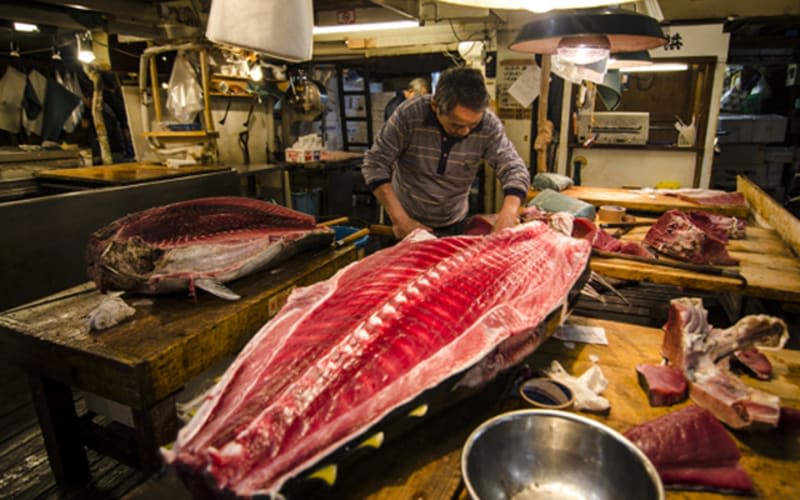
<box><xmin>164</xmin><ymin>221</ymin><xmax>592</xmax><ymax>498</ymax></box>
<box><xmin>86</xmin><ymin>197</ymin><xmax>334</xmax><ymax>300</ymax></box>
<box><xmin>662</xmin><ymin>297</ymin><xmax>788</xmax><ymax>429</ymax></box>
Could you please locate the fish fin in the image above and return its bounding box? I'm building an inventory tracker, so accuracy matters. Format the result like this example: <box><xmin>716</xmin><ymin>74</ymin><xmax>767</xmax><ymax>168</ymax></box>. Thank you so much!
<box><xmin>194</xmin><ymin>278</ymin><xmax>241</xmax><ymax>301</ymax></box>
<box><xmin>307</xmin><ymin>464</ymin><xmax>337</xmax><ymax>486</ymax></box>
<box><xmin>408</xmin><ymin>403</ymin><xmax>429</xmax><ymax>417</ymax></box>
<box><xmin>357</xmin><ymin>432</ymin><xmax>384</xmax><ymax>449</ymax></box>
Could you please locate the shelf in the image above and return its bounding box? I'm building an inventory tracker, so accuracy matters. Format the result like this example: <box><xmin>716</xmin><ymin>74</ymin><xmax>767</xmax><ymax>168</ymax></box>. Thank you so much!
<box><xmin>568</xmin><ymin>143</ymin><xmax>704</xmax><ymax>153</ymax></box>
<box><xmin>142</xmin><ymin>131</ymin><xmax>219</xmax><ymax>140</ymax></box>
<box><xmin>209</xmin><ymin>92</ymin><xmax>256</xmax><ymax>99</ymax></box>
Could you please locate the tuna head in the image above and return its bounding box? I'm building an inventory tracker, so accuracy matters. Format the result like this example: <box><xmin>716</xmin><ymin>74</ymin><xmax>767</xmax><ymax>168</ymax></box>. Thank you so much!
<box><xmin>87</xmin><ymin>234</ymin><xmax>162</xmax><ymax>293</ymax></box>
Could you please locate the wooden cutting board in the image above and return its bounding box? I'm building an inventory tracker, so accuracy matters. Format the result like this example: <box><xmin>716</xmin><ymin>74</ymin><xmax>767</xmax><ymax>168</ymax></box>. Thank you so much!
<box><xmin>325</xmin><ymin>316</ymin><xmax>799</xmax><ymax>500</ymax></box>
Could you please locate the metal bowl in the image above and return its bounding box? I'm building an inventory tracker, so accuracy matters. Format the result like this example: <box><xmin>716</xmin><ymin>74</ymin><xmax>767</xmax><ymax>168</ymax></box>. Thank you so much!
<box><xmin>462</xmin><ymin>409</ymin><xmax>663</xmax><ymax>500</ymax></box>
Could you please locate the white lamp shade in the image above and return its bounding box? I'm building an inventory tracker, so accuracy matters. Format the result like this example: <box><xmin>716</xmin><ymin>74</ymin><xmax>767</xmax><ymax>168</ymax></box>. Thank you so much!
<box><xmin>205</xmin><ymin>0</ymin><xmax>313</xmax><ymax>62</ymax></box>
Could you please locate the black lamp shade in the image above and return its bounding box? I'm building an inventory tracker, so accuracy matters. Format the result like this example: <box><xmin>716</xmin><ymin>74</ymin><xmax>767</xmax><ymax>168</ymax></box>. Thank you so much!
<box><xmin>510</xmin><ymin>8</ymin><xmax>665</xmax><ymax>54</ymax></box>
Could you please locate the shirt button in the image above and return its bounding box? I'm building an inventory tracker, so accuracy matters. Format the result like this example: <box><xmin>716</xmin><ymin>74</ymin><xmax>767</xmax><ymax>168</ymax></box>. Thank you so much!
<box><xmin>443</xmin><ymin>153</ymin><xmax>448</xmax><ymax>157</ymax></box>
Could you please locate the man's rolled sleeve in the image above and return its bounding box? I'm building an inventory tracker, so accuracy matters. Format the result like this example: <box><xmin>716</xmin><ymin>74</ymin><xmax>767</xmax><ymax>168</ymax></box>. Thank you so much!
<box><xmin>362</xmin><ymin>104</ymin><xmax>410</xmax><ymax>188</ymax></box>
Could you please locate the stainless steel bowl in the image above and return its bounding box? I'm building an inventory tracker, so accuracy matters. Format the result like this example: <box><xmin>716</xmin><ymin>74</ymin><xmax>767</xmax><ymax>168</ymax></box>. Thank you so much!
<box><xmin>462</xmin><ymin>409</ymin><xmax>663</xmax><ymax>500</ymax></box>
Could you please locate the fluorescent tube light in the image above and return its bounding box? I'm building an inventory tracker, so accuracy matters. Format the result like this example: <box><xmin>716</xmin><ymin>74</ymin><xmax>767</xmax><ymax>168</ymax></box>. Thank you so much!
<box><xmin>14</xmin><ymin>22</ymin><xmax>39</xmax><ymax>32</ymax></box>
<box><xmin>620</xmin><ymin>63</ymin><xmax>688</xmax><ymax>73</ymax></box>
<box><xmin>313</xmin><ymin>20</ymin><xmax>419</xmax><ymax>35</ymax></box>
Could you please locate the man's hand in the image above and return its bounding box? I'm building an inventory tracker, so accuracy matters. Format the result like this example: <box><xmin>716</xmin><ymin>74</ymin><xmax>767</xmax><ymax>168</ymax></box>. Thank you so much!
<box><xmin>393</xmin><ymin>217</ymin><xmax>432</xmax><ymax>240</ymax></box>
<box><xmin>491</xmin><ymin>194</ymin><xmax>522</xmax><ymax>233</ymax></box>
<box><xmin>372</xmin><ymin>183</ymin><xmax>432</xmax><ymax>239</ymax></box>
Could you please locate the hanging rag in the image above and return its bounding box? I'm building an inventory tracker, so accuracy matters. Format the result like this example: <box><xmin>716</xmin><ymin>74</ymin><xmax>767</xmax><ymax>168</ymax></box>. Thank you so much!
<box><xmin>22</xmin><ymin>70</ymin><xmax>47</xmax><ymax>136</ymax></box>
<box><xmin>41</xmin><ymin>78</ymin><xmax>82</xmax><ymax>142</ymax></box>
<box><xmin>0</xmin><ymin>66</ymin><xmax>26</xmax><ymax>133</ymax></box>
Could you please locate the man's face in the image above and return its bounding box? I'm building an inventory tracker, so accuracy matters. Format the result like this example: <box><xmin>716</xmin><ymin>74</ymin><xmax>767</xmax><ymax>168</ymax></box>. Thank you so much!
<box><xmin>432</xmin><ymin>100</ymin><xmax>484</xmax><ymax>138</ymax></box>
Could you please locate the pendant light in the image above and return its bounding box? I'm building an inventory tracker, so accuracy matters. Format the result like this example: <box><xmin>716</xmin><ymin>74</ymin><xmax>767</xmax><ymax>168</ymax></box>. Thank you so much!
<box><xmin>510</xmin><ymin>8</ymin><xmax>665</xmax><ymax>59</ymax></box>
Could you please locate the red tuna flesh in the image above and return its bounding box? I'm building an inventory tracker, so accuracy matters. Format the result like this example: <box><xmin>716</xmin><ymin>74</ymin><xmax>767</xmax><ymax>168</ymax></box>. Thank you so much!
<box><xmin>686</xmin><ymin>211</ymin><xmax>746</xmax><ymax>242</ymax></box>
<box><xmin>643</xmin><ymin>209</ymin><xmax>739</xmax><ymax>265</ymax></box>
<box><xmin>674</xmin><ymin>190</ymin><xmax>746</xmax><ymax>207</ymax></box>
<box><xmin>732</xmin><ymin>348</ymin><xmax>772</xmax><ymax>380</ymax></box>
<box><xmin>86</xmin><ymin>197</ymin><xmax>333</xmax><ymax>299</ymax></box>
<box><xmin>624</xmin><ymin>405</ymin><xmax>754</xmax><ymax>493</ymax></box>
<box><xmin>636</xmin><ymin>364</ymin><xmax>687</xmax><ymax>406</ymax></box>
<box><xmin>662</xmin><ymin>297</ymin><xmax>788</xmax><ymax>429</ymax></box>
<box><xmin>165</xmin><ymin>222</ymin><xmax>591</xmax><ymax>497</ymax></box>
<box><xmin>571</xmin><ymin>217</ymin><xmax>655</xmax><ymax>258</ymax></box>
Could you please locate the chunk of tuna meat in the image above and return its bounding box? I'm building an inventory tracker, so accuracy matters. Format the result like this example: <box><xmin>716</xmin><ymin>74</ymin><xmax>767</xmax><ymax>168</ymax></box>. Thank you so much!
<box><xmin>86</xmin><ymin>197</ymin><xmax>333</xmax><ymax>300</ymax></box>
<box><xmin>686</xmin><ymin>211</ymin><xmax>746</xmax><ymax>242</ymax></box>
<box><xmin>572</xmin><ymin>217</ymin><xmax>655</xmax><ymax>258</ymax></box>
<box><xmin>165</xmin><ymin>222</ymin><xmax>591</xmax><ymax>497</ymax></box>
<box><xmin>662</xmin><ymin>297</ymin><xmax>788</xmax><ymax>429</ymax></box>
<box><xmin>636</xmin><ymin>364</ymin><xmax>687</xmax><ymax>406</ymax></box>
<box><xmin>644</xmin><ymin>210</ymin><xmax>739</xmax><ymax>265</ymax></box>
<box><xmin>732</xmin><ymin>348</ymin><xmax>772</xmax><ymax>380</ymax></box>
<box><xmin>674</xmin><ymin>190</ymin><xmax>746</xmax><ymax>207</ymax></box>
<box><xmin>624</xmin><ymin>405</ymin><xmax>754</xmax><ymax>493</ymax></box>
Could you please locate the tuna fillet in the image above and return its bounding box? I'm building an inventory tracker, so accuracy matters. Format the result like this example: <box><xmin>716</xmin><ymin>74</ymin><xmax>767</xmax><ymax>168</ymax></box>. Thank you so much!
<box><xmin>165</xmin><ymin>222</ymin><xmax>591</xmax><ymax>497</ymax></box>
<box><xmin>662</xmin><ymin>297</ymin><xmax>788</xmax><ymax>429</ymax></box>
<box><xmin>624</xmin><ymin>405</ymin><xmax>754</xmax><ymax>493</ymax></box>
<box><xmin>644</xmin><ymin>210</ymin><xmax>739</xmax><ymax>265</ymax></box>
<box><xmin>636</xmin><ymin>364</ymin><xmax>687</xmax><ymax>406</ymax></box>
<box><xmin>86</xmin><ymin>197</ymin><xmax>333</xmax><ymax>300</ymax></box>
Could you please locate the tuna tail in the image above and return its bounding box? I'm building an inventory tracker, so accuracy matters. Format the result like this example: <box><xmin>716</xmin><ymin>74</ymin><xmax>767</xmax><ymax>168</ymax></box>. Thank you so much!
<box><xmin>195</xmin><ymin>278</ymin><xmax>241</xmax><ymax>301</ymax></box>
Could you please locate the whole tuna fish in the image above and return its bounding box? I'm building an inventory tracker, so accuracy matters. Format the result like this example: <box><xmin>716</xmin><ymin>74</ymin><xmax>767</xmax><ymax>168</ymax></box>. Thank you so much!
<box><xmin>86</xmin><ymin>197</ymin><xmax>334</xmax><ymax>300</ymax></box>
<box><xmin>165</xmin><ymin>221</ymin><xmax>592</xmax><ymax>497</ymax></box>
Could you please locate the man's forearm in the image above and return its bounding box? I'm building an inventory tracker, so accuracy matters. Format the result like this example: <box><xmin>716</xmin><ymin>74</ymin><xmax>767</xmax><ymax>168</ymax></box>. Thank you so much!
<box><xmin>373</xmin><ymin>183</ymin><xmax>430</xmax><ymax>238</ymax></box>
<box><xmin>492</xmin><ymin>194</ymin><xmax>522</xmax><ymax>232</ymax></box>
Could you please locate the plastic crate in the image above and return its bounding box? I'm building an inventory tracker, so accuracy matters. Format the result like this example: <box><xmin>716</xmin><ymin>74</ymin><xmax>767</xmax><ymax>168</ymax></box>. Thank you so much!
<box><xmin>333</xmin><ymin>225</ymin><xmax>369</xmax><ymax>249</ymax></box>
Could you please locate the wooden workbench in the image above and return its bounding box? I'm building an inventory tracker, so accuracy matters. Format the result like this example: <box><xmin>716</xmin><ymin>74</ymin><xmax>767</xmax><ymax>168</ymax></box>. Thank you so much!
<box><xmin>585</xmin><ymin>178</ymin><xmax>800</xmax><ymax>303</ymax></box>
<box><xmin>315</xmin><ymin>316</ymin><xmax>800</xmax><ymax>500</ymax></box>
<box><xmin>0</xmin><ymin>245</ymin><xmax>358</xmax><ymax>490</ymax></box>
<box><xmin>554</xmin><ymin>185</ymin><xmax>750</xmax><ymax>218</ymax></box>
<box><xmin>35</xmin><ymin>162</ymin><xmax>231</xmax><ymax>188</ymax></box>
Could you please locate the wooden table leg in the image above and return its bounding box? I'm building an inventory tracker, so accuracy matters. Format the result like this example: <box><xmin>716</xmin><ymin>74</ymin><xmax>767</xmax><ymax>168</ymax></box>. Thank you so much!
<box><xmin>132</xmin><ymin>394</ymin><xmax>180</xmax><ymax>475</ymax></box>
<box><xmin>28</xmin><ymin>374</ymin><xmax>90</xmax><ymax>488</ymax></box>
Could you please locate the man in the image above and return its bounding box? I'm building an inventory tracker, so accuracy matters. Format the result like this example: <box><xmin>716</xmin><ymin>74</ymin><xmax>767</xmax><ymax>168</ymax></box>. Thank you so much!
<box><xmin>363</xmin><ymin>67</ymin><xmax>530</xmax><ymax>239</ymax></box>
<box><xmin>383</xmin><ymin>77</ymin><xmax>430</xmax><ymax>122</ymax></box>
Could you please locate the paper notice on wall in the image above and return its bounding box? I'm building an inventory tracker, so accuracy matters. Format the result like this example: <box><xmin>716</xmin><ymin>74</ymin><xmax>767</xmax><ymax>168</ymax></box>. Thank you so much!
<box><xmin>507</xmin><ymin>64</ymin><xmax>541</xmax><ymax>108</ymax></box>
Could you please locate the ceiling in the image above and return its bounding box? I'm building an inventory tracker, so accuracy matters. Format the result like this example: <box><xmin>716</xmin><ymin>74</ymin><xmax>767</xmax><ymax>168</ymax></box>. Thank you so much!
<box><xmin>0</xmin><ymin>0</ymin><xmax>798</xmax><ymax>64</ymax></box>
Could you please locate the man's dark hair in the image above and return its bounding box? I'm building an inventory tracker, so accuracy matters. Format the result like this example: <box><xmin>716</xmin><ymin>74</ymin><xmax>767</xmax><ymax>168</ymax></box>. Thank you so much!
<box><xmin>434</xmin><ymin>67</ymin><xmax>489</xmax><ymax>114</ymax></box>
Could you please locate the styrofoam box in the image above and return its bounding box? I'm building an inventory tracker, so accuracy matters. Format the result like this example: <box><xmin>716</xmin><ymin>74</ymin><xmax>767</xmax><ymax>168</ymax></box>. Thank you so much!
<box><xmin>715</xmin><ymin>144</ymin><xmax>765</xmax><ymax>165</ymax></box>
<box><xmin>718</xmin><ymin>114</ymin><xmax>788</xmax><ymax>144</ymax></box>
<box><xmin>765</xmin><ymin>146</ymin><xmax>795</xmax><ymax>164</ymax></box>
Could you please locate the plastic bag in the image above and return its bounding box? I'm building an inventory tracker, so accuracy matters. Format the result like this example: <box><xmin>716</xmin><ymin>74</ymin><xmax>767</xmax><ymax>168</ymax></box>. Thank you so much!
<box><xmin>166</xmin><ymin>51</ymin><xmax>204</xmax><ymax>123</ymax></box>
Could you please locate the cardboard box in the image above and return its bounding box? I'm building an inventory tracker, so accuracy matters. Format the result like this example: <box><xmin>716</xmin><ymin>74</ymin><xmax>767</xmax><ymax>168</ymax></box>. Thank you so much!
<box><xmin>285</xmin><ymin>148</ymin><xmax>321</xmax><ymax>163</ymax></box>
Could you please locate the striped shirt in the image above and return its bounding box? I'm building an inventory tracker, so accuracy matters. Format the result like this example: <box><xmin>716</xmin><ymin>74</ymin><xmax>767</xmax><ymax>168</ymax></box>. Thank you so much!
<box><xmin>362</xmin><ymin>95</ymin><xmax>530</xmax><ymax>228</ymax></box>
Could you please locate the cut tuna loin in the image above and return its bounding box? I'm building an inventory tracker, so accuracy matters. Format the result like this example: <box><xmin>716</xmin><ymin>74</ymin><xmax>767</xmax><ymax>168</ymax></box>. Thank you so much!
<box><xmin>643</xmin><ymin>209</ymin><xmax>739</xmax><ymax>265</ymax></box>
<box><xmin>572</xmin><ymin>217</ymin><xmax>655</xmax><ymax>258</ymax></box>
<box><xmin>636</xmin><ymin>364</ymin><xmax>687</xmax><ymax>406</ymax></box>
<box><xmin>674</xmin><ymin>190</ymin><xmax>746</xmax><ymax>207</ymax></box>
<box><xmin>662</xmin><ymin>297</ymin><xmax>788</xmax><ymax>429</ymax></box>
<box><xmin>164</xmin><ymin>222</ymin><xmax>591</xmax><ymax>497</ymax></box>
<box><xmin>86</xmin><ymin>197</ymin><xmax>333</xmax><ymax>300</ymax></box>
<box><xmin>624</xmin><ymin>405</ymin><xmax>754</xmax><ymax>494</ymax></box>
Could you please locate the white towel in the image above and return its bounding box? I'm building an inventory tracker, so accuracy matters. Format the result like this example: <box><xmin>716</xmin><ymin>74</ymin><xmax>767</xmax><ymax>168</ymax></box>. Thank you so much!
<box><xmin>0</xmin><ymin>66</ymin><xmax>26</xmax><ymax>133</ymax></box>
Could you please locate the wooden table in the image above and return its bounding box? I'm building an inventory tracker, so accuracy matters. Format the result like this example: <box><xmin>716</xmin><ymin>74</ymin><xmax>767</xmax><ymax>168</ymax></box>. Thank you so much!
<box><xmin>321</xmin><ymin>316</ymin><xmax>800</xmax><ymax>500</ymax></box>
<box><xmin>552</xmin><ymin>185</ymin><xmax>749</xmax><ymax>218</ymax></box>
<box><xmin>0</xmin><ymin>245</ymin><xmax>358</xmax><ymax>490</ymax></box>
<box><xmin>587</xmin><ymin>178</ymin><xmax>800</xmax><ymax>303</ymax></box>
<box><xmin>35</xmin><ymin>162</ymin><xmax>231</xmax><ymax>189</ymax></box>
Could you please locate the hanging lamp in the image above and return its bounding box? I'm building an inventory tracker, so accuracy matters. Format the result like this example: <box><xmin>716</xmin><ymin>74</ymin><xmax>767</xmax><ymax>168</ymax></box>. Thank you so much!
<box><xmin>509</xmin><ymin>8</ymin><xmax>665</xmax><ymax>57</ymax></box>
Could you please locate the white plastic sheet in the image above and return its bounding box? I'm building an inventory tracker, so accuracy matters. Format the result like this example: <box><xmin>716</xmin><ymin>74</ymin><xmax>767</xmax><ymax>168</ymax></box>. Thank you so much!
<box><xmin>166</xmin><ymin>51</ymin><xmax>204</xmax><ymax>123</ymax></box>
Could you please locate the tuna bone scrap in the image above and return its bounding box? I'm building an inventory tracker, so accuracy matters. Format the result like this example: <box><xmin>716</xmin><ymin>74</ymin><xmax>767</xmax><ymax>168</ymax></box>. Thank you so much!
<box><xmin>662</xmin><ymin>297</ymin><xmax>788</xmax><ymax>429</ymax></box>
<box><xmin>85</xmin><ymin>197</ymin><xmax>334</xmax><ymax>300</ymax></box>
<box><xmin>164</xmin><ymin>221</ymin><xmax>592</xmax><ymax>498</ymax></box>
